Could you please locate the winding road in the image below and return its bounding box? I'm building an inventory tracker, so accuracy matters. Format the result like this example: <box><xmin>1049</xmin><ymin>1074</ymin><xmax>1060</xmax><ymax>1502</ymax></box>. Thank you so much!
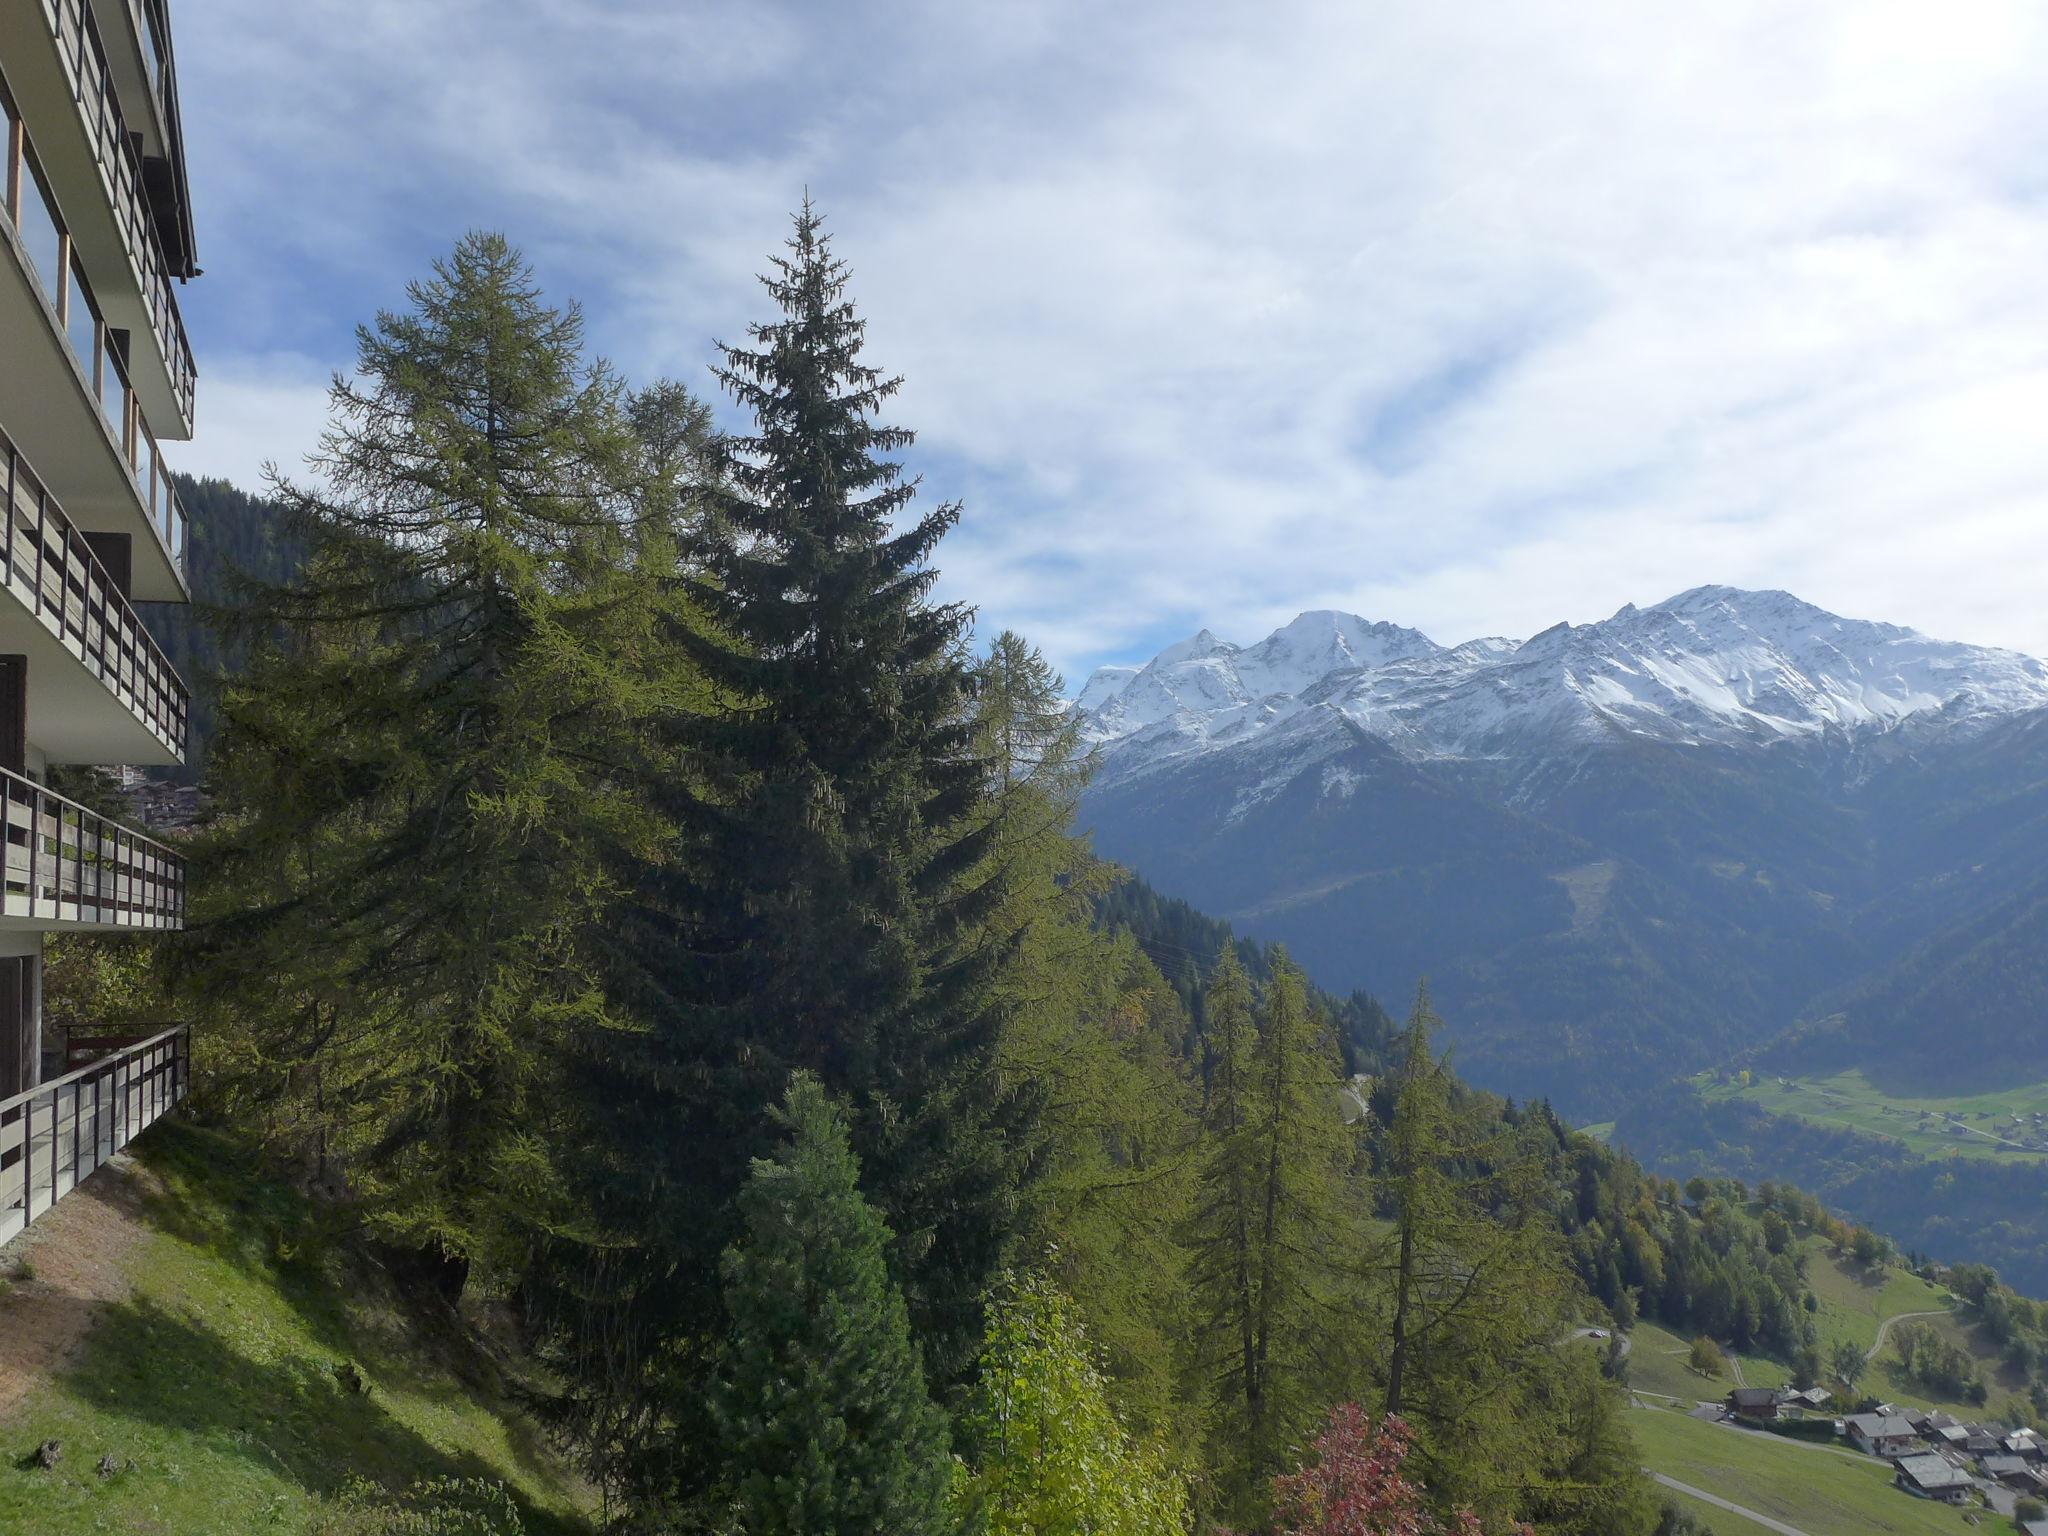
<box><xmin>1865</xmin><ymin>1309</ymin><xmax>1950</xmax><ymax>1363</ymax></box>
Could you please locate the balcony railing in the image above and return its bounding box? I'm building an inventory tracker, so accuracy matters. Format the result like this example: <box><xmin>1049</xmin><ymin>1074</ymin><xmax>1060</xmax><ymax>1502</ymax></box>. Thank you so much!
<box><xmin>0</xmin><ymin>1022</ymin><xmax>184</xmax><ymax>1243</ymax></box>
<box><xmin>1</xmin><ymin>68</ymin><xmax>190</xmax><ymax>577</ymax></box>
<box><xmin>0</xmin><ymin>427</ymin><xmax>189</xmax><ymax>756</ymax></box>
<box><xmin>0</xmin><ymin>766</ymin><xmax>182</xmax><ymax>928</ymax></box>
<box><xmin>37</xmin><ymin>0</ymin><xmax>196</xmax><ymax>426</ymax></box>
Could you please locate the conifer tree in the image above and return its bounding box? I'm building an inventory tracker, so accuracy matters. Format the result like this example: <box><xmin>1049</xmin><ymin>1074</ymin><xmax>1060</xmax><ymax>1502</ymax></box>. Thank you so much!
<box><xmin>182</xmin><ymin>233</ymin><xmax>668</xmax><ymax>1290</ymax></box>
<box><xmin>1187</xmin><ymin>950</ymin><xmax>1353</xmax><ymax>1520</ymax></box>
<box><xmin>1373</xmin><ymin>984</ymin><xmax>1588</xmax><ymax>1520</ymax></box>
<box><xmin>711</xmin><ymin>1072</ymin><xmax>954</xmax><ymax>1535</ymax></box>
<box><xmin>596</xmin><ymin>201</ymin><xmax>1028</xmax><ymax>1390</ymax></box>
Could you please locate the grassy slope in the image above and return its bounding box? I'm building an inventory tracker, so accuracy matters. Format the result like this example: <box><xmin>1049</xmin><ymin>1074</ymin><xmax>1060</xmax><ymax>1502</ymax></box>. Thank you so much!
<box><xmin>1630</xmin><ymin>1406</ymin><xmax>1980</xmax><ymax>1536</ymax></box>
<box><xmin>0</xmin><ymin>1120</ymin><xmax>594</xmax><ymax>1535</ymax></box>
<box><xmin>1700</xmin><ymin>1070</ymin><xmax>2048</xmax><ymax>1163</ymax></box>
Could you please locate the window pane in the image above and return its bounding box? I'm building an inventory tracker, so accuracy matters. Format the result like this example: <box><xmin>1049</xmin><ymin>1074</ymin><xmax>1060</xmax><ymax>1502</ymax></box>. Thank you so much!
<box><xmin>17</xmin><ymin>166</ymin><xmax>64</xmax><ymax>305</ymax></box>
<box><xmin>101</xmin><ymin>334</ymin><xmax>124</xmax><ymax>421</ymax></box>
<box><xmin>66</xmin><ymin>266</ymin><xmax>98</xmax><ymax>379</ymax></box>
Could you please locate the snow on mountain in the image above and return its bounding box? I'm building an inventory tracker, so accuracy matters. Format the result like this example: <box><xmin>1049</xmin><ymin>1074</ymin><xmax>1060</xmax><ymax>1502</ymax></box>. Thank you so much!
<box><xmin>1078</xmin><ymin>587</ymin><xmax>2048</xmax><ymax>782</ymax></box>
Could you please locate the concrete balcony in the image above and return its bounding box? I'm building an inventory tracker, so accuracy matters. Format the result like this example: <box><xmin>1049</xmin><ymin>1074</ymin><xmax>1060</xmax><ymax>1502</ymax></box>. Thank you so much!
<box><xmin>0</xmin><ymin>80</ymin><xmax>187</xmax><ymax>599</ymax></box>
<box><xmin>0</xmin><ymin>764</ymin><xmax>182</xmax><ymax>930</ymax></box>
<box><xmin>1</xmin><ymin>424</ymin><xmax>187</xmax><ymax>764</ymax></box>
<box><xmin>0</xmin><ymin>0</ymin><xmax>196</xmax><ymax>436</ymax></box>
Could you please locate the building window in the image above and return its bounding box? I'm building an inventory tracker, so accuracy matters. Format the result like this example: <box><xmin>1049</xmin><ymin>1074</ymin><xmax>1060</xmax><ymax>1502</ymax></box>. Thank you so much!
<box><xmin>16</xmin><ymin>159</ymin><xmax>65</xmax><ymax>307</ymax></box>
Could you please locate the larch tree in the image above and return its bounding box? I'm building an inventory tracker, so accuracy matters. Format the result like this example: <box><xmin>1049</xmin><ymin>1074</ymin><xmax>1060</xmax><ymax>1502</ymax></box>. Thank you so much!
<box><xmin>181</xmin><ymin>232</ymin><xmax>669</xmax><ymax>1293</ymax></box>
<box><xmin>1187</xmin><ymin>949</ymin><xmax>1355</xmax><ymax>1522</ymax></box>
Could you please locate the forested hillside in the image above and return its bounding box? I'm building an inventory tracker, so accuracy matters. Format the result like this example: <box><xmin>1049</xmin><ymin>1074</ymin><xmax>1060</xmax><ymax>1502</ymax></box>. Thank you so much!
<box><xmin>127</xmin><ymin>215</ymin><xmax>1697</xmax><ymax>1533</ymax></box>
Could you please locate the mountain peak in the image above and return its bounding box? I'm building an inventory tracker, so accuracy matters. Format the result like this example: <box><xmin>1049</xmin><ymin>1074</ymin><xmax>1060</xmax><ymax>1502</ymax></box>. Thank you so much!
<box><xmin>1080</xmin><ymin>587</ymin><xmax>2048</xmax><ymax>771</ymax></box>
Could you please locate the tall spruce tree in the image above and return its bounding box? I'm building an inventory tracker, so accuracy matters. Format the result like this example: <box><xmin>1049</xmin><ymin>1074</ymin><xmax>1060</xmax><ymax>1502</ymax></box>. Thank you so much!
<box><xmin>180</xmin><ymin>233</ymin><xmax>667</xmax><ymax>1291</ymax></box>
<box><xmin>711</xmin><ymin>1073</ymin><xmax>954</xmax><ymax>1535</ymax></box>
<box><xmin>554</xmin><ymin>204</ymin><xmax>1029</xmax><ymax>1506</ymax></box>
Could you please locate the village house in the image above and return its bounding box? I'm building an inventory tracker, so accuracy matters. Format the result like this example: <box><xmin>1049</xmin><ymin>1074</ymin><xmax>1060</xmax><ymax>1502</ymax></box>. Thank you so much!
<box><xmin>1893</xmin><ymin>1453</ymin><xmax>1974</xmax><ymax>1504</ymax></box>
<box><xmin>1979</xmin><ymin>1454</ymin><xmax>2040</xmax><ymax>1490</ymax></box>
<box><xmin>1728</xmin><ymin>1387</ymin><xmax>1779</xmax><ymax>1419</ymax></box>
<box><xmin>1846</xmin><ymin>1412</ymin><xmax>1919</xmax><ymax>1458</ymax></box>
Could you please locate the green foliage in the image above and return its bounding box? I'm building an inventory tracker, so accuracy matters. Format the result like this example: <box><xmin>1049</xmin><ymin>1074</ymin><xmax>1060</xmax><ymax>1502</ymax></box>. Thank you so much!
<box><xmin>310</xmin><ymin>1478</ymin><xmax>528</xmax><ymax>1536</ymax></box>
<box><xmin>179</xmin><ymin>231</ymin><xmax>675</xmax><ymax>1288</ymax></box>
<box><xmin>1185</xmin><ymin>950</ymin><xmax>1358</xmax><ymax>1521</ymax></box>
<box><xmin>1890</xmin><ymin>1320</ymin><xmax>1984</xmax><ymax>1401</ymax></box>
<box><xmin>710</xmin><ymin>1073</ymin><xmax>954</xmax><ymax>1535</ymax></box>
<box><xmin>954</xmin><ymin>1272</ymin><xmax>1191</xmax><ymax>1535</ymax></box>
<box><xmin>1688</xmin><ymin>1336</ymin><xmax>1727</xmax><ymax>1378</ymax></box>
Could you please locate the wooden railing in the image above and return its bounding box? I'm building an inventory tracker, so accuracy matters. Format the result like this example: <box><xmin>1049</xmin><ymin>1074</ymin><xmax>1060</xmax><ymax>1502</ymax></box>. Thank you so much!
<box><xmin>0</xmin><ymin>1022</ymin><xmax>183</xmax><ymax>1243</ymax></box>
<box><xmin>0</xmin><ymin>427</ymin><xmax>189</xmax><ymax>757</ymax></box>
<box><xmin>0</xmin><ymin>767</ymin><xmax>182</xmax><ymax>928</ymax></box>
<box><xmin>37</xmin><ymin>0</ymin><xmax>196</xmax><ymax>426</ymax></box>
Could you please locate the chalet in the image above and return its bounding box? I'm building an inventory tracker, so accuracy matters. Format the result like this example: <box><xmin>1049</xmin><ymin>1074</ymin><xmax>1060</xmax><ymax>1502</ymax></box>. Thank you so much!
<box><xmin>1893</xmin><ymin>1453</ymin><xmax>1973</xmax><ymax>1504</ymax></box>
<box><xmin>1728</xmin><ymin>1387</ymin><xmax>1779</xmax><ymax>1419</ymax></box>
<box><xmin>2021</xmin><ymin>1520</ymin><xmax>2048</xmax><ymax>1536</ymax></box>
<box><xmin>1845</xmin><ymin>1412</ymin><xmax>1918</xmax><ymax>1458</ymax></box>
<box><xmin>2006</xmin><ymin>1429</ymin><xmax>2044</xmax><ymax>1460</ymax></box>
<box><xmin>1932</xmin><ymin>1425</ymin><xmax>1971</xmax><ymax>1451</ymax></box>
<box><xmin>1910</xmin><ymin>1409</ymin><xmax>1961</xmax><ymax>1435</ymax></box>
<box><xmin>1965</xmin><ymin>1430</ymin><xmax>2003</xmax><ymax>1457</ymax></box>
<box><xmin>1780</xmin><ymin>1386</ymin><xmax>1831</xmax><ymax>1410</ymax></box>
<box><xmin>1980</xmin><ymin>1453</ymin><xmax>2036</xmax><ymax>1487</ymax></box>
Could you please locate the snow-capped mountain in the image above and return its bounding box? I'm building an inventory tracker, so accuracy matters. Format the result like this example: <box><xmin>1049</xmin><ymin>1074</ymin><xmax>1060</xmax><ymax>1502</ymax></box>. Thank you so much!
<box><xmin>1074</xmin><ymin>587</ymin><xmax>2048</xmax><ymax>1120</ymax></box>
<box><xmin>1079</xmin><ymin>586</ymin><xmax>2048</xmax><ymax>783</ymax></box>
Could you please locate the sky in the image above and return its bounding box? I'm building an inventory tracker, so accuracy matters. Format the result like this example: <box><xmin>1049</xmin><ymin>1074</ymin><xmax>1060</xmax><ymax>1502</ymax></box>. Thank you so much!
<box><xmin>167</xmin><ymin>0</ymin><xmax>2048</xmax><ymax>685</ymax></box>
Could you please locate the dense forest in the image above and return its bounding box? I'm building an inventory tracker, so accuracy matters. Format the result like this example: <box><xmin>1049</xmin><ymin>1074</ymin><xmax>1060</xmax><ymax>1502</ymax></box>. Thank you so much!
<box><xmin>70</xmin><ymin>209</ymin><xmax>2029</xmax><ymax>1535</ymax></box>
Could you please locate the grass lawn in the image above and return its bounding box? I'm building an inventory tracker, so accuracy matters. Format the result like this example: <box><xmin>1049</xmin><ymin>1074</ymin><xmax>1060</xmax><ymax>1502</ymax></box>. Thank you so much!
<box><xmin>1630</xmin><ymin>1403</ymin><xmax>1984</xmax><ymax>1536</ymax></box>
<box><xmin>0</xmin><ymin>1120</ymin><xmax>594</xmax><ymax>1535</ymax></box>
<box><xmin>1627</xmin><ymin>1320</ymin><xmax>1738</xmax><ymax>1403</ymax></box>
<box><xmin>1801</xmin><ymin>1236</ymin><xmax>1955</xmax><ymax>1360</ymax></box>
<box><xmin>1700</xmin><ymin>1069</ymin><xmax>2048</xmax><ymax>1163</ymax></box>
<box><xmin>1660</xmin><ymin>1483</ymin><xmax>1784</xmax><ymax>1535</ymax></box>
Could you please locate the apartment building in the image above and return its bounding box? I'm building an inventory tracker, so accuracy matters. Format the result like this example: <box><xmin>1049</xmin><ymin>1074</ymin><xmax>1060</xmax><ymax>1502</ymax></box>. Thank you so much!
<box><xmin>0</xmin><ymin>0</ymin><xmax>193</xmax><ymax>1239</ymax></box>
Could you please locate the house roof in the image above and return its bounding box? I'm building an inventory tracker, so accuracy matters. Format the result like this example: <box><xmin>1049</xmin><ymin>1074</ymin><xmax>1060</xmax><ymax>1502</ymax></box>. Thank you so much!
<box><xmin>1983</xmin><ymin>1454</ymin><xmax>2031</xmax><ymax>1477</ymax></box>
<box><xmin>1847</xmin><ymin>1413</ymin><xmax>1916</xmax><ymax>1439</ymax></box>
<box><xmin>1731</xmin><ymin>1387</ymin><xmax>1777</xmax><ymax>1406</ymax></box>
<box><xmin>1895</xmin><ymin>1454</ymin><xmax>1973</xmax><ymax>1490</ymax></box>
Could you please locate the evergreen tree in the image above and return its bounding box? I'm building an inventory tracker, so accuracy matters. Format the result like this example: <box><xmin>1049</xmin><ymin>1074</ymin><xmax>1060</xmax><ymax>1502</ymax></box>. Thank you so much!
<box><xmin>711</xmin><ymin>1073</ymin><xmax>954</xmax><ymax>1535</ymax></box>
<box><xmin>179</xmin><ymin>232</ymin><xmax>667</xmax><ymax>1290</ymax></box>
<box><xmin>533</xmin><ymin>205</ymin><xmax>1031</xmax><ymax>1511</ymax></box>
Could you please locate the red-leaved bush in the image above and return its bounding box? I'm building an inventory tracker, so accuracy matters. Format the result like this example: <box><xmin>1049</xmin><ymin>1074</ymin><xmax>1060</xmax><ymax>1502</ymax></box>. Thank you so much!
<box><xmin>1260</xmin><ymin>1403</ymin><xmax>1530</xmax><ymax>1536</ymax></box>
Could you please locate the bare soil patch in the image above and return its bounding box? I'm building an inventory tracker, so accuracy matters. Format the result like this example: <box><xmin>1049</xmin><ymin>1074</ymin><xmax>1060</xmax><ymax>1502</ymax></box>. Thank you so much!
<box><xmin>0</xmin><ymin>1153</ymin><xmax>158</xmax><ymax>1421</ymax></box>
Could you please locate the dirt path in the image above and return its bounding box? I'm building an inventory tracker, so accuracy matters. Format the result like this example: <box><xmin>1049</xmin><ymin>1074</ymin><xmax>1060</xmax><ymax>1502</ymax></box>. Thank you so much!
<box><xmin>1866</xmin><ymin>1309</ymin><xmax>1949</xmax><ymax>1363</ymax></box>
<box><xmin>1648</xmin><ymin>1473</ymin><xmax>1812</xmax><ymax>1536</ymax></box>
<box><xmin>0</xmin><ymin>1152</ymin><xmax>155</xmax><ymax>1422</ymax></box>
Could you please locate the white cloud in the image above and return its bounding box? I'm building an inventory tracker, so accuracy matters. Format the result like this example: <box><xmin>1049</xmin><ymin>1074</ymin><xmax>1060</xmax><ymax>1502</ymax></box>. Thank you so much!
<box><xmin>168</xmin><ymin>0</ymin><xmax>2048</xmax><ymax>674</ymax></box>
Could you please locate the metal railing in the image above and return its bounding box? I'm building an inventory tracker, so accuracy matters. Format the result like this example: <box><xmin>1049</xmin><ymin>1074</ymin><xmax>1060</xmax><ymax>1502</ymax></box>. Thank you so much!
<box><xmin>38</xmin><ymin>0</ymin><xmax>196</xmax><ymax>426</ymax></box>
<box><xmin>0</xmin><ymin>427</ymin><xmax>189</xmax><ymax>756</ymax></box>
<box><xmin>0</xmin><ymin>1022</ymin><xmax>184</xmax><ymax>1243</ymax></box>
<box><xmin>0</xmin><ymin>766</ymin><xmax>183</xmax><ymax>928</ymax></box>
